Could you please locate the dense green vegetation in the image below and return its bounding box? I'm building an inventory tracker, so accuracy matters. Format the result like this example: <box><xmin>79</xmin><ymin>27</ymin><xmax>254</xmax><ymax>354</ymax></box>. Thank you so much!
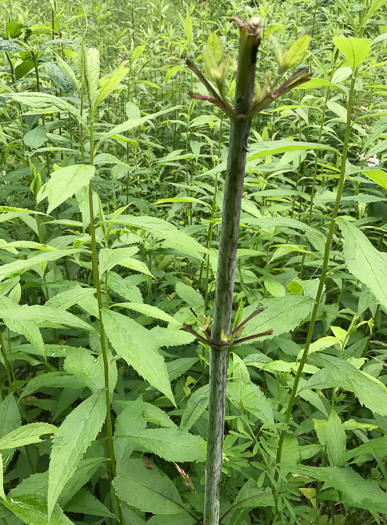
<box><xmin>0</xmin><ymin>0</ymin><xmax>387</xmax><ymax>524</ymax></box>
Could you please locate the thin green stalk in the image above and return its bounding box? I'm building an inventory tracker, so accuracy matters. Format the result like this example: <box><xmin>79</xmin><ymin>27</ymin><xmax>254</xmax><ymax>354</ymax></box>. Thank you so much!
<box><xmin>0</xmin><ymin>329</ymin><xmax>13</xmax><ymax>390</ymax></box>
<box><xmin>87</xmin><ymin>116</ymin><xmax>124</xmax><ymax>525</ymax></box>
<box><xmin>274</xmin><ymin>73</ymin><xmax>357</xmax><ymax>484</ymax></box>
<box><xmin>204</xmin><ymin>18</ymin><xmax>261</xmax><ymax>525</ymax></box>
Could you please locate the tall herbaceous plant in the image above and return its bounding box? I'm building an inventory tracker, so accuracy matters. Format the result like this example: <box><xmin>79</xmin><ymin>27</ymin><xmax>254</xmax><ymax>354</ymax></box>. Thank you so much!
<box><xmin>0</xmin><ymin>1</ymin><xmax>387</xmax><ymax>524</ymax></box>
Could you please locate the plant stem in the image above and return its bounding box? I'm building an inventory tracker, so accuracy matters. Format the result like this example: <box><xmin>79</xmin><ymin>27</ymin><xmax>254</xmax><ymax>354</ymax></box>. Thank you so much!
<box><xmin>274</xmin><ymin>73</ymin><xmax>357</xmax><ymax>484</ymax></box>
<box><xmin>0</xmin><ymin>329</ymin><xmax>13</xmax><ymax>390</ymax></box>
<box><xmin>204</xmin><ymin>18</ymin><xmax>260</xmax><ymax>525</ymax></box>
<box><xmin>87</xmin><ymin>116</ymin><xmax>123</xmax><ymax>525</ymax></box>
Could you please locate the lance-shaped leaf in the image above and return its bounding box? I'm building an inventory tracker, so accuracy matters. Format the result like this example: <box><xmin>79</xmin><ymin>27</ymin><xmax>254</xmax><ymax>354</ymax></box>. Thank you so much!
<box><xmin>102</xmin><ymin>309</ymin><xmax>175</xmax><ymax>405</ymax></box>
<box><xmin>94</xmin><ymin>62</ymin><xmax>128</xmax><ymax>109</ymax></box>
<box><xmin>48</xmin><ymin>390</ymin><xmax>106</xmax><ymax>519</ymax></box>
<box><xmin>338</xmin><ymin>218</ymin><xmax>387</xmax><ymax>311</ymax></box>
<box><xmin>0</xmin><ymin>423</ymin><xmax>56</xmax><ymax>450</ymax></box>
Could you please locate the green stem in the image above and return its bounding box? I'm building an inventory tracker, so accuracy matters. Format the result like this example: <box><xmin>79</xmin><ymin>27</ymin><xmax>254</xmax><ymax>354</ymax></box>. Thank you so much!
<box><xmin>275</xmin><ymin>73</ymin><xmax>357</xmax><ymax>476</ymax></box>
<box><xmin>87</xmin><ymin>116</ymin><xmax>123</xmax><ymax>525</ymax></box>
<box><xmin>0</xmin><ymin>329</ymin><xmax>13</xmax><ymax>390</ymax></box>
<box><xmin>204</xmin><ymin>18</ymin><xmax>260</xmax><ymax>525</ymax></box>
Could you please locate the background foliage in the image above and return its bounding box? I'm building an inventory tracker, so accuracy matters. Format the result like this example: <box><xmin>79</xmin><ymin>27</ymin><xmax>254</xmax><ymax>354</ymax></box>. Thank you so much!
<box><xmin>0</xmin><ymin>0</ymin><xmax>387</xmax><ymax>524</ymax></box>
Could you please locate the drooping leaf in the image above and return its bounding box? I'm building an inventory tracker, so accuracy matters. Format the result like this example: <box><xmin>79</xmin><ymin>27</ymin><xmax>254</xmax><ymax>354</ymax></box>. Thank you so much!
<box><xmin>0</xmin><ymin>304</ymin><xmax>95</xmax><ymax>333</ymax></box>
<box><xmin>303</xmin><ymin>354</ymin><xmax>387</xmax><ymax>416</ymax></box>
<box><xmin>0</xmin><ymin>423</ymin><xmax>56</xmax><ymax>450</ymax></box>
<box><xmin>338</xmin><ymin>218</ymin><xmax>387</xmax><ymax>311</ymax></box>
<box><xmin>0</xmin><ymin>248</ymin><xmax>83</xmax><ymax>282</ymax></box>
<box><xmin>20</xmin><ymin>372</ymin><xmax>84</xmax><ymax>399</ymax></box>
<box><xmin>9</xmin><ymin>92</ymin><xmax>88</xmax><ymax>128</ymax></box>
<box><xmin>96</xmin><ymin>106</ymin><xmax>181</xmax><ymax>151</ymax></box>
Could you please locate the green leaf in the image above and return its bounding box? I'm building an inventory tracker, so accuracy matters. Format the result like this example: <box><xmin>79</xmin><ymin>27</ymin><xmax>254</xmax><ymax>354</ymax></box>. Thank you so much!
<box><xmin>96</xmin><ymin>106</ymin><xmax>181</xmax><ymax>152</ymax></box>
<box><xmin>175</xmin><ymin>282</ymin><xmax>204</xmax><ymax>307</ymax></box>
<box><xmin>0</xmin><ymin>423</ymin><xmax>56</xmax><ymax>450</ymax></box>
<box><xmin>365</xmin><ymin>0</ymin><xmax>387</xmax><ymax>23</ymax></box>
<box><xmin>333</xmin><ymin>36</ymin><xmax>372</xmax><ymax>71</ymax></box>
<box><xmin>108</xmin><ymin>215</ymin><xmax>209</xmax><ymax>259</ymax></box>
<box><xmin>9</xmin><ymin>92</ymin><xmax>88</xmax><ymax>128</ymax></box>
<box><xmin>94</xmin><ymin>62</ymin><xmax>128</xmax><ymax>109</ymax></box>
<box><xmin>64</xmin><ymin>347</ymin><xmax>117</xmax><ymax>393</ymax></box>
<box><xmin>0</xmin><ymin>304</ymin><xmax>94</xmax><ymax>333</ymax></box>
<box><xmin>94</xmin><ymin>153</ymin><xmax>130</xmax><ymax>168</ymax></box>
<box><xmin>45</xmin><ymin>62</ymin><xmax>75</xmax><ymax>94</ymax></box>
<box><xmin>54</xmin><ymin>53</ymin><xmax>79</xmax><ymax>91</ymax></box>
<box><xmin>154</xmin><ymin>197</ymin><xmax>211</xmax><ymax>208</ymax></box>
<box><xmin>64</xmin><ymin>488</ymin><xmax>117</xmax><ymax>519</ymax></box>
<box><xmin>86</xmin><ymin>48</ymin><xmax>100</xmax><ymax>101</ymax></box>
<box><xmin>5</xmin><ymin>22</ymin><xmax>24</xmax><ymax>38</ymax></box>
<box><xmin>20</xmin><ymin>372</ymin><xmax>84</xmax><ymax>399</ymax></box>
<box><xmin>338</xmin><ymin>218</ymin><xmax>387</xmax><ymax>311</ymax></box>
<box><xmin>15</xmin><ymin>59</ymin><xmax>34</xmax><ymax>80</ymax></box>
<box><xmin>107</xmin><ymin>272</ymin><xmax>143</xmax><ymax>303</ymax></box>
<box><xmin>102</xmin><ymin>309</ymin><xmax>175</xmax><ymax>404</ymax></box>
<box><xmin>23</xmin><ymin>126</ymin><xmax>47</xmax><ymax>149</ymax></box>
<box><xmin>264</xmin><ymin>278</ymin><xmax>286</xmax><ymax>297</ymax></box>
<box><xmin>119</xmin><ymin>427</ymin><xmax>204</xmax><ymax>462</ymax></box>
<box><xmin>48</xmin><ymin>391</ymin><xmax>106</xmax><ymax>519</ymax></box>
<box><xmin>0</xmin><ymin>454</ymin><xmax>5</xmax><ymax>500</ymax></box>
<box><xmin>0</xmin><ymin>248</ymin><xmax>83</xmax><ymax>282</ymax></box>
<box><xmin>0</xmin><ymin>395</ymin><xmax>21</xmax><ymax>439</ymax></box>
<box><xmin>362</xmin><ymin>169</ymin><xmax>387</xmax><ymax>190</ymax></box>
<box><xmin>303</xmin><ymin>354</ymin><xmax>387</xmax><ymax>416</ymax></box>
<box><xmin>2</xmin><ymin>494</ymin><xmax>74</xmax><ymax>525</ymax></box>
<box><xmin>295</xmin><ymin>465</ymin><xmax>387</xmax><ymax>514</ymax></box>
<box><xmin>0</xmin><ymin>296</ymin><xmax>45</xmax><ymax>357</ymax></box>
<box><xmin>340</xmin><ymin>436</ymin><xmax>387</xmax><ymax>465</ymax></box>
<box><xmin>326</xmin><ymin>410</ymin><xmax>346</xmax><ymax>467</ymax></box>
<box><xmin>283</xmin><ymin>35</ymin><xmax>310</xmax><ymax>71</ymax></box>
<box><xmin>184</xmin><ymin>11</ymin><xmax>193</xmax><ymax>47</ymax></box>
<box><xmin>203</xmin><ymin>32</ymin><xmax>223</xmax><ymax>82</ymax></box>
<box><xmin>112</xmin><ymin>458</ymin><xmax>184</xmax><ymax>515</ymax></box>
<box><xmin>38</xmin><ymin>164</ymin><xmax>95</xmax><ymax>214</ymax></box>
<box><xmin>165</xmin><ymin>65</ymin><xmax>184</xmax><ymax>84</ymax></box>
<box><xmin>180</xmin><ymin>385</ymin><xmax>209</xmax><ymax>431</ymax></box>
<box><xmin>226</xmin><ymin>481</ymin><xmax>274</xmax><ymax>524</ymax></box>
<box><xmin>99</xmin><ymin>247</ymin><xmax>138</xmax><ymax>277</ymax></box>
<box><xmin>116</xmin><ymin>302</ymin><xmax>180</xmax><ymax>325</ymax></box>
<box><xmin>45</xmin><ymin>286</ymin><xmax>96</xmax><ymax>311</ymax></box>
<box><xmin>240</xmin><ymin>296</ymin><xmax>313</xmax><ymax>342</ymax></box>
